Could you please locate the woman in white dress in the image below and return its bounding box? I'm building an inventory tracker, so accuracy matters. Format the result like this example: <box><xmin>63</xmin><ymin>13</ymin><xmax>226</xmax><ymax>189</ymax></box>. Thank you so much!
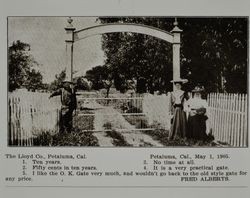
<box><xmin>186</xmin><ymin>86</ymin><xmax>208</xmax><ymax>141</ymax></box>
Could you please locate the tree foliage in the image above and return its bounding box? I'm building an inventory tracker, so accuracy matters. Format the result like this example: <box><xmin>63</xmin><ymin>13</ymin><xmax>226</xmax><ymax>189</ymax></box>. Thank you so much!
<box><xmin>98</xmin><ymin>17</ymin><xmax>247</xmax><ymax>93</ymax></box>
<box><xmin>24</xmin><ymin>69</ymin><xmax>44</xmax><ymax>91</ymax></box>
<box><xmin>48</xmin><ymin>70</ymin><xmax>66</xmax><ymax>91</ymax></box>
<box><xmin>179</xmin><ymin>18</ymin><xmax>247</xmax><ymax>93</ymax></box>
<box><xmin>99</xmin><ymin>18</ymin><xmax>173</xmax><ymax>93</ymax></box>
<box><xmin>74</xmin><ymin>77</ymin><xmax>92</xmax><ymax>91</ymax></box>
<box><xmin>8</xmin><ymin>40</ymin><xmax>44</xmax><ymax>92</ymax></box>
<box><xmin>85</xmin><ymin>65</ymin><xmax>113</xmax><ymax>97</ymax></box>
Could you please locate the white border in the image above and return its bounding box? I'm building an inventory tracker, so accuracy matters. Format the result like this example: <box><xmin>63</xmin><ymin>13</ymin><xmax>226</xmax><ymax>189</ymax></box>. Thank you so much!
<box><xmin>1</xmin><ymin>0</ymin><xmax>250</xmax><ymax>198</ymax></box>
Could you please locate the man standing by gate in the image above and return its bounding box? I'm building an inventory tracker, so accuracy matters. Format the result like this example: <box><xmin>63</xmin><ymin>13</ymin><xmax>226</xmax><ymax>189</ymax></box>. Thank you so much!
<box><xmin>49</xmin><ymin>80</ymin><xmax>77</xmax><ymax>133</ymax></box>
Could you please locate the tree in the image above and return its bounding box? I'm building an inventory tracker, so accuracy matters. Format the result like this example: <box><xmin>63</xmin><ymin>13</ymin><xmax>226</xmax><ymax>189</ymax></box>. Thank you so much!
<box><xmin>99</xmin><ymin>17</ymin><xmax>248</xmax><ymax>93</ymax></box>
<box><xmin>102</xmin><ymin>77</ymin><xmax>113</xmax><ymax>98</ymax></box>
<box><xmin>49</xmin><ymin>70</ymin><xmax>66</xmax><ymax>91</ymax></box>
<box><xmin>24</xmin><ymin>69</ymin><xmax>44</xmax><ymax>92</ymax></box>
<box><xmin>74</xmin><ymin>77</ymin><xmax>92</xmax><ymax>91</ymax></box>
<box><xmin>99</xmin><ymin>17</ymin><xmax>174</xmax><ymax>94</ymax></box>
<box><xmin>8</xmin><ymin>40</ymin><xmax>44</xmax><ymax>92</ymax></box>
<box><xmin>85</xmin><ymin>65</ymin><xmax>113</xmax><ymax>97</ymax></box>
<box><xmin>178</xmin><ymin>18</ymin><xmax>247</xmax><ymax>93</ymax></box>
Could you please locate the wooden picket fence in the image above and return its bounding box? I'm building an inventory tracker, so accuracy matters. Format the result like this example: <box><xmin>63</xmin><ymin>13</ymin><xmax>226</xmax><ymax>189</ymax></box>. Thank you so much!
<box><xmin>8</xmin><ymin>90</ymin><xmax>248</xmax><ymax>147</ymax></box>
<box><xmin>207</xmin><ymin>93</ymin><xmax>248</xmax><ymax>147</ymax></box>
<box><xmin>8</xmin><ymin>90</ymin><xmax>61</xmax><ymax>146</ymax></box>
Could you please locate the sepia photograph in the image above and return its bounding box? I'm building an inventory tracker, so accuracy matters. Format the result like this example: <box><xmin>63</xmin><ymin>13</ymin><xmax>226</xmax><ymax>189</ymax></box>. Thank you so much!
<box><xmin>8</xmin><ymin>16</ymin><xmax>248</xmax><ymax>147</ymax></box>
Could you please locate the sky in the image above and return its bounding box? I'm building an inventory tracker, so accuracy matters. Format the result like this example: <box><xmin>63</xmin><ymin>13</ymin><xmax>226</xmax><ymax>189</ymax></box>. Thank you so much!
<box><xmin>8</xmin><ymin>17</ymin><xmax>105</xmax><ymax>83</ymax></box>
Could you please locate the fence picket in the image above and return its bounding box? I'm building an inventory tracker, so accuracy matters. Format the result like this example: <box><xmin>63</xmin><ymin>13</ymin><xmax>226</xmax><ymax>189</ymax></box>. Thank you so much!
<box><xmin>221</xmin><ymin>94</ymin><xmax>226</xmax><ymax>143</ymax></box>
<box><xmin>234</xmin><ymin>94</ymin><xmax>238</xmax><ymax>146</ymax></box>
<box><xmin>235</xmin><ymin>94</ymin><xmax>240</xmax><ymax>146</ymax></box>
<box><xmin>232</xmin><ymin>94</ymin><xmax>237</xmax><ymax>146</ymax></box>
<box><xmin>225</xmin><ymin>94</ymin><xmax>230</xmax><ymax>144</ymax></box>
<box><xmin>212</xmin><ymin>93</ymin><xmax>216</xmax><ymax>136</ymax></box>
<box><xmin>224</xmin><ymin>94</ymin><xmax>229</xmax><ymax>142</ymax></box>
<box><xmin>230</xmin><ymin>94</ymin><xmax>234</xmax><ymax>146</ymax></box>
<box><xmin>238</xmin><ymin>94</ymin><xmax>242</xmax><ymax>147</ymax></box>
<box><xmin>244</xmin><ymin>95</ymin><xmax>248</xmax><ymax>147</ymax></box>
<box><xmin>231</xmin><ymin>94</ymin><xmax>235</xmax><ymax>146</ymax></box>
<box><xmin>216</xmin><ymin>93</ymin><xmax>219</xmax><ymax>139</ymax></box>
<box><xmin>216</xmin><ymin>93</ymin><xmax>220</xmax><ymax>141</ymax></box>
<box><xmin>239</xmin><ymin>94</ymin><xmax>244</xmax><ymax>147</ymax></box>
<box><xmin>219</xmin><ymin>93</ymin><xmax>224</xmax><ymax>142</ymax></box>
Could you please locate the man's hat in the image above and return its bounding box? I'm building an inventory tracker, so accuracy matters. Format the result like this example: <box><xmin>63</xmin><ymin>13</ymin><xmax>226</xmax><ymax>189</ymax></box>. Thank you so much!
<box><xmin>62</xmin><ymin>80</ymin><xmax>74</xmax><ymax>84</ymax></box>
<box><xmin>192</xmin><ymin>85</ymin><xmax>205</xmax><ymax>92</ymax></box>
<box><xmin>170</xmin><ymin>78</ymin><xmax>188</xmax><ymax>84</ymax></box>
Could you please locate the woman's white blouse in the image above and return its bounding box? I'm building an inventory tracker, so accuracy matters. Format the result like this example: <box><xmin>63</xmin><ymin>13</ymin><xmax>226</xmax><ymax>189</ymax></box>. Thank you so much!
<box><xmin>172</xmin><ymin>90</ymin><xmax>185</xmax><ymax>104</ymax></box>
<box><xmin>186</xmin><ymin>97</ymin><xmax>208</xmax><ymax>110</ymax></box>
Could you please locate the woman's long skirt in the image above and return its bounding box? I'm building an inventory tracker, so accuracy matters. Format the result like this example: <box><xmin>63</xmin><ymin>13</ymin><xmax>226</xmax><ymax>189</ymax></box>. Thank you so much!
<box><xmin>187</xmin><ymin>114</ymin><xmax>208</xmax><ymax>141</ymax></box>
<box><xmin>169</xmin><ymin>107</ymin><xmax>187</xmax><ymax>140</ymax></box>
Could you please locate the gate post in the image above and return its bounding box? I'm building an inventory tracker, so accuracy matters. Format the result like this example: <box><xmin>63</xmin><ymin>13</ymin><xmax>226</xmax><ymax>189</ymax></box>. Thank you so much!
<box><xmin>65</xmin><ymin>17</ymin><xmax>75</xmax><ymax>82</ymax></box>
<box><xmin>171</xmin><ymin>18</ymin><xmax>182</xmax><ymax>81</ymax></box>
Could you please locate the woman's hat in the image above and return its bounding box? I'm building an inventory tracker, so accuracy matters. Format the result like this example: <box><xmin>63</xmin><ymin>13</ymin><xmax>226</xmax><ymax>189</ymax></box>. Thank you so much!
<box><xmin>192</xmin><ymin>85</ymin><xmax>205</xmax><ymax>92</ymax></box>
<box><xmin>170</xmin><ymin>78</ymin><xmax>188</xmax><ymax>84</ymax></box>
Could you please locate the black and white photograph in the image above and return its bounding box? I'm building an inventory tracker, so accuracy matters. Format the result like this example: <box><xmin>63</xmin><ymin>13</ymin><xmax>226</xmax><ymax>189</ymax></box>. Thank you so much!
<box><xmin>8</xmin><ymin>16</ymin><xmax>248</xmax><ymax>147</ymax></box>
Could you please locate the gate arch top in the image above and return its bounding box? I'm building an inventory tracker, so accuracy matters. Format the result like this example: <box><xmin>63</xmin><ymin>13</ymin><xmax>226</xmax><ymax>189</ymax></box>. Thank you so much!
<box><xmin>64</xmin><ymin>18</ymin><xmax>182</xmax><ymax>87</ymax></box>
<box><xmin>73</xmin><ymin>23</ymin><xmax>174</xmax><ymax>43</ymax></box>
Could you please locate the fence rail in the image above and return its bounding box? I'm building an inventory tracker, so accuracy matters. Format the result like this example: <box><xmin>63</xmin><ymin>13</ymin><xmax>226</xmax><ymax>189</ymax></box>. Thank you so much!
<box><xmin>8</xmin><ymin>90</ymin><xmax>61</xmax><ymax>146</ymax></box>
<box><xmin>207</xmin><ymin>93</ymin><xmax>248</xmax><ymax>147</ymax></box>
<box><xmin>78</xmin><ymin>96</ymin><xmax>150</xmax><ymax>131</ymax></box>
<box><xmin>78</xmin><ymin>97</ymin><xmax>144</xmax><ymax>114</ymax></box>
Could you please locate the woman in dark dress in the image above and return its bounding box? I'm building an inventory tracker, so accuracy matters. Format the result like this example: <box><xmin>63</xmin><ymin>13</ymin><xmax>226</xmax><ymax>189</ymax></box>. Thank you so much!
<box><xmin>186</xmin><ymin>86</ymin><xmax>208</xmax><ymax>141</ymax></box>
<box><xmin>169</xmin><ymin>79</ymin><xmax>189</xmax><ymax>140</ymax></box>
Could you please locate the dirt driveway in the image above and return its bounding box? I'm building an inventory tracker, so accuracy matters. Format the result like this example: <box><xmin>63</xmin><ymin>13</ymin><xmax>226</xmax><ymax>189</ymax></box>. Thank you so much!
<box><xmin>81</xmin><ymin>100</ymin><xmax>163</xmax><ymax>147</ymax></box>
